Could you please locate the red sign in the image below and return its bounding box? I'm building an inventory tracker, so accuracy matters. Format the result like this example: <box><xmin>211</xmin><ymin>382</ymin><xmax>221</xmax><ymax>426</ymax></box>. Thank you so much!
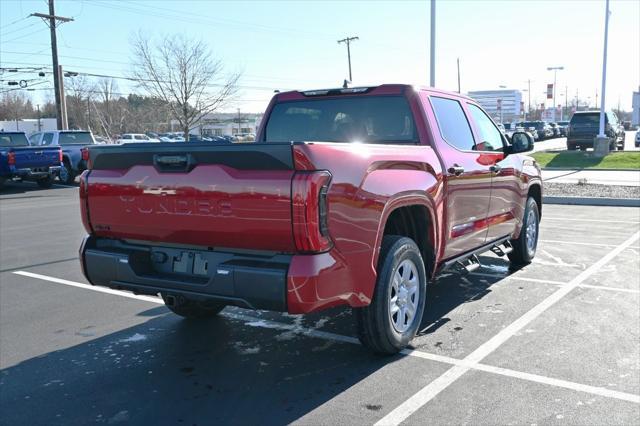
<box><xmin>546</xmin><ymin>84</ymin><xmax>553</xmax><ymax>99</ymax></box>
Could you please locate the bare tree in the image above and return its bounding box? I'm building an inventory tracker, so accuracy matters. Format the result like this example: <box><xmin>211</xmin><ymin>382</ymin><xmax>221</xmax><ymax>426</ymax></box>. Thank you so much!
<box><xmin>64</xmin><ymin>75</ymin><xmax>95</xmax><ymax>130</ymax></box>
<box><xmin>130</xmin><ymin>32</ymin><xmax>240</xmax><ymax>140</ymax></box>
<box><xmin>96</xmin><ymin>78</ymin><xmax>128</xmax><ymax>137</ymax></box>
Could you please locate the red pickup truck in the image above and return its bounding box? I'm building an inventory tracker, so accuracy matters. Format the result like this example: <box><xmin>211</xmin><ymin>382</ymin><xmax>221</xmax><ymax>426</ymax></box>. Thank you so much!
<box><xmin>79</xmin><ymin>85</ymin><xmax>542</xmax><ymax>354</ymax></box>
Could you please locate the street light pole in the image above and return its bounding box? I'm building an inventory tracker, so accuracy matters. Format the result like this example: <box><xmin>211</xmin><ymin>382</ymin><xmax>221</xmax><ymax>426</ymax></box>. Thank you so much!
<box><xmin>430</xmin><ymin>0</ymin><xmax>436</xmax><ymax>87</ymax></box>
<box><xmin>547</xmin><ymin>66</ymin><xmax>564</xmax><ymax>121</ymax></box>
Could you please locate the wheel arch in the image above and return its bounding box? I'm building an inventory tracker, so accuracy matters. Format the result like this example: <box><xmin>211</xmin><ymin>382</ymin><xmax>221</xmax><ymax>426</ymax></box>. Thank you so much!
<box><xmin>374</xmin><ymin>195</ymin><xmax>439</xmax><ymax>280</ymax></box>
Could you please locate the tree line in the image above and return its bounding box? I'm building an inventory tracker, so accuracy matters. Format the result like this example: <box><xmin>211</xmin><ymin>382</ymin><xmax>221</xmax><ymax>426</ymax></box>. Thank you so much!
<box><xmin>0</xmin><ymin>33</ymin><xmax>240</xmax><ymax>140</ymax></box>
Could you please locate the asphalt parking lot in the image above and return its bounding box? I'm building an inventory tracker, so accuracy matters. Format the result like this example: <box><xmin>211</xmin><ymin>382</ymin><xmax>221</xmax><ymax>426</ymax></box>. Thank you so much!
<box><xmin>1</xmin><ymin>183</ymin><xmax>639</xmax><ymax>425</ymax></box>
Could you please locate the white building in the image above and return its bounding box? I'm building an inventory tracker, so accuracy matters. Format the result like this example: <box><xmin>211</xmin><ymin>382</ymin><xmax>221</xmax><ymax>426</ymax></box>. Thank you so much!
<box><xmin>171</xmin><ymin>113</ymin><xmax>263</xmax><ymax>137</ymax></box>
<box><xmin>467</xmin><ymin>90</ymin><xmax>523</xmax><ymax>123</ymax></box>
<box><xmin>0</xmin><ymin>118</ymin><xmax>57</xmax><ymax>135</ymax></box>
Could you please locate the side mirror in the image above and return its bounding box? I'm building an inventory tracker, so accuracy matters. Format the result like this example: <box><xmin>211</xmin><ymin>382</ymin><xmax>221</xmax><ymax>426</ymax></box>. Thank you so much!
<box><xmin>509</xmin><ymin>131</ymin><xmax>534</xmax><ymax>154</ymax></box>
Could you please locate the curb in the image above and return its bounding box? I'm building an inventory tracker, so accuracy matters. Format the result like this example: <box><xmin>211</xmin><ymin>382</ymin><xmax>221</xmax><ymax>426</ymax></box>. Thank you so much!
<box><xmin>543</xmin><ymin>196</ymin><xmax>640</xmax><ymax>207</ymax></box>
<box><xmin>541</xmin><ymin>167</ymin><xmax>639</xmax><ymax>172</ymax></box>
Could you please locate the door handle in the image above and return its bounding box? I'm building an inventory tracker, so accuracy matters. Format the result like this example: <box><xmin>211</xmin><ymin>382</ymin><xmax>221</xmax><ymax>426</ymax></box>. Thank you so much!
<box><xmin>490</xmin><ymin>164</ymin><xmax>502</xmax><ymax>174</ymax></box>
<box><xmin>447</xmin><ymin>165</ymin><xmax>465</xmax><ymax>176</ymax></box>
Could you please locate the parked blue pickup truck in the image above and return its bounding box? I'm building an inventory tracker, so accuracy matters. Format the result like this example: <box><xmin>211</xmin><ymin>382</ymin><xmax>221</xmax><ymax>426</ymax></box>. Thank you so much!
<box><xmin>29</xmin><ymin>130</ymin><xmax>96</xmax><ymax>184</ymax></box>
<box><xmin>0</xmin><ymin>132</ymin><xmax>62</xmax><ymax>189</ymax></box>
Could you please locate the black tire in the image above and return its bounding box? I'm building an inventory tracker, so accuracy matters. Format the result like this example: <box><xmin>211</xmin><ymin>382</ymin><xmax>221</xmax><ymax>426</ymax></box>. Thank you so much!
<box><xmin>567</xmin><ymin>144</ymin><xmax>575</xmax><ymax>151</ymax></box>
<box><xmin>509</xmin><ymin>197</ymin><xmax>540</xmax><ymax>266</ymax></box>
<box><xmin>354</xmin><ymin>235</ymin><xmax>427</xmax><ymax>354</ymax></box>
<box><xmin>36</xmin><ymin>176</ymin><xmax>54</xmax><ymax>189</ymax></box>
<box><xmin>0</xmin><ymin>177</ymin><xmax>5</xmax><ymax>190</ymax></box>
<box><xmin>59</xmin><ymin>161</ymin><xmax>76</xmax><ymax>185</ymax></box>
<box><xmin>161</xmin><ymin>294</ymin><xmax>226</xmax><ymax>319</ymax></box>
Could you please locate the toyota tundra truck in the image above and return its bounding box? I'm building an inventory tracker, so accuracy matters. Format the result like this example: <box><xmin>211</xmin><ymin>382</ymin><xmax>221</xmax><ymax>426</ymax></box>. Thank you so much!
<box><xmin>79</xmin><ymin>85</ymin><xmax>542</xmax><ymax>354</ymax></box>
<box><xmin>0</xmin><ymin>131</ymin><xmax>62</xmax><ymax>189</ymax></box>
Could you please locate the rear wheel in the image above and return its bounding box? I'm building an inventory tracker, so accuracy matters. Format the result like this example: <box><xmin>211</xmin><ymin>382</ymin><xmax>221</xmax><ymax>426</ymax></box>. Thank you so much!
<box><xmin>509</xmin><ymin>197</ymin><xmax>539</xmax><ymax>266</ymax></box>
<box><xmin>36</xmin><ymin>176</ymin><xmax>54</xmax><ymax>189</ymax></box>
<box><xmin>59</xmin><ymin>161</ymin><xmax>76</xmax><ymax>185</ymax></box>
<box><xmin>162</xmin><ymin>294</ymin><xmax>226</xmax><ymax>319</ymax></box>
<box><xmin>354</xmin><ymin>235</ymin><xmax>427</xmax><ymax>354</ymax></box>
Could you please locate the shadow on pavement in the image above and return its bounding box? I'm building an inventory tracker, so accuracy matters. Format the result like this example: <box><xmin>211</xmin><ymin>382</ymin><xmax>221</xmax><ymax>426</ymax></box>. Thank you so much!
<box><xmin>0</xmin><ymin>311</ymin><xmax>400</xmax><ymax>425</ymax></box>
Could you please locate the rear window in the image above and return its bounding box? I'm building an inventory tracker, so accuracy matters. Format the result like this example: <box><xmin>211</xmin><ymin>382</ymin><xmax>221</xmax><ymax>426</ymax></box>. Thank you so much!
<box><xmin>571</xmin><ymin>114</ymin><xmax>603</xmax><ymax>125</ymax></box>
<box><xmin>264</xmin><ymin>96</ymin><xmax>417</xmax><ymax>143</ymax></box>
<box><xmin>59</xmin><ymin>132</ymin><xmax>94</xmax><ymax>145</ymax></box>
<box><xmin>0</xmin><ymin>133</ymin><xmax>30</xmax><ymax>147</ymax></box>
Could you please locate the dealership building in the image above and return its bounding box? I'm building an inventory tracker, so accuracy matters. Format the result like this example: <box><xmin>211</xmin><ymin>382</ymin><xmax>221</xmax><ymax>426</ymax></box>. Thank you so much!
<box><xmin>467</xmin><ymin>90</ymin><xmax>523</xmax><ymax>123</ymax></box>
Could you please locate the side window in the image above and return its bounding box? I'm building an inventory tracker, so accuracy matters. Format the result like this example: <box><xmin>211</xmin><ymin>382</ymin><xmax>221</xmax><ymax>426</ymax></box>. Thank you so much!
<box><xmin>430</xmin><ymin>96</ymin><xmax>475</xmax><ymax>151</ymax></box>
<box><xmin>42</xmin><ymin>133</ymin><xmax>54</xmax><ymax>145</ymax></box>
<box><xmin>467</xmin><ymin>104</ymin><xmax>505</xmax><ymax>152</ymax></box>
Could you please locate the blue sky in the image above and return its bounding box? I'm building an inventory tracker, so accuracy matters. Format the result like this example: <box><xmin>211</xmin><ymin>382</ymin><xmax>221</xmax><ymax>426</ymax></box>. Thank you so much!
<box><xmin>1</xmin><ymin>0</ymin><xmax>638</xmax><ymax>113</ymax></box>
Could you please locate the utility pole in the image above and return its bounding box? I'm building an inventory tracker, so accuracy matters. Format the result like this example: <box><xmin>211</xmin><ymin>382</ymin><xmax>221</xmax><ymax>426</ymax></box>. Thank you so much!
<box><xmin>527</xmin><ymin>79</ymin><xmax>531</xmax><ymax>119</ymax></box>
<box><xmin>430</xmin><ymin>0</ymin><xmax>436</xmax><ymax>87</ymax></box>
<box><xmin>565</xmin><ymin>86</ymin><xmax>568</xmax><ymax>120</ymax></box>
<box><xmin>337</xmin><ymin>36</ymin><xmax>359</xmax><ymax>83</ymax></box>
<box><xmin>58</xmin><ymin>65</ymin><xmax>68</xmax><ymax>129</ymax></box>
<box><xmin>595</xmin><ymin>89</ymin><xmax>598</xmax><ymax>110</ymax></box>
<box><xmin>30</xmin><ymin>0</ymin><xmax>73</xmax><ymax>131</ymax></box>
<box><xmin>37</xmin><ymin>104</ymin><xmax>42</xmax><ymax>131</ymax></box>
<box><xmin>456</xmin><ymin>58</ymin><xmax>461</xmax><ymax>93</ymax></box>
<box><xmin>86</xmin><ymin>96</ymin><xmax>91</xmax><ymax>131</ymax></box>
<box><xmin>236</xmin><ymin>108</ymin><xmax>241</xmax><ymax>135</ymax></box>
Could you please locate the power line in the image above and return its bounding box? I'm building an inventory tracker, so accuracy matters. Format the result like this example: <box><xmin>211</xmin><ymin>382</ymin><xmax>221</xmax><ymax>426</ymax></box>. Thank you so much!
<box><xmin>0</xmin><ymin>15</ymin><xmax>30</xmax><ymax>29</ymax></box>
<box><xmin>85</xmin><ymin>0</ymin><xmax>337</xmax><ymax>41</ymax></box>
<box><xmin>0</xmin><ymin>21</ymin><xmax>39</xmax><ymax>37</ymax></box>
<box><xmin>0</xmin><ymin>27</ymin><xmax>49</xmax><ymax>44</ymax></box>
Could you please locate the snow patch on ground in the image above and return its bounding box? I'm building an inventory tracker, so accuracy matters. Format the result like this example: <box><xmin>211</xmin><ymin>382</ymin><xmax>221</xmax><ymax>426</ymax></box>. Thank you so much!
<box><xmin>119</xmin><ymin>333</ymin><xmax>147</xmax><ymax>343</ymax></box>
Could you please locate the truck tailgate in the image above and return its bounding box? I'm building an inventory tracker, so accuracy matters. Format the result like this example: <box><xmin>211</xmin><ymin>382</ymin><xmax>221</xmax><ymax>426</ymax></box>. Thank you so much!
<box><xmin>85</xmin><ymin>143</ymin><xmax>297</xmax><ymax>252</ymax></box>
<box><xmin>12</xmin><ymin>147</ymin><xmax>60</xmax><ymax>168</ymax></box>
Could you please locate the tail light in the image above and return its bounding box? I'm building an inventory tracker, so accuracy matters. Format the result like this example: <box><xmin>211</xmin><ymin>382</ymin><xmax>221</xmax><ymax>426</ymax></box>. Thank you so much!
<box><xmin>292</xmin><ymin>171</ymin><xmax>332</xmax><ymax>253</ymax></box>
<box><xmin>7</xmin><ymin>151</ymin><xmax>16</xmax><ymax>166</ymax></box>
<box><xmin>58</xmin><ymin>149</ymin><xmax>63</xmax><ymax>163</ymax></box>
<box><xmin>79</xmin><ymin>171</ymin><xmax>92</xmax><ymax>233</ymax></box>
<box><xmin>81</xmin><ymin>147</ymin><xmax>91</xmax><ymax>168</ymax></box>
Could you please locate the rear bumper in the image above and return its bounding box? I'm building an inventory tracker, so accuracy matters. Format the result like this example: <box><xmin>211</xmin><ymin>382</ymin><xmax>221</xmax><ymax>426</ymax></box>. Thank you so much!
<box><xmin>11</xmin><ymin>165</ymin><xmax>61</xmax><ymax>180</ymax></box>
<box><xmin>79</xmin><ymin>235</ymin><xmax>372</xmax><ymax>314</ymax></box>
<box><xmin>80</xmin><ymin>235</ymin><xmax>290</xmax><ymax>311</ymax></box>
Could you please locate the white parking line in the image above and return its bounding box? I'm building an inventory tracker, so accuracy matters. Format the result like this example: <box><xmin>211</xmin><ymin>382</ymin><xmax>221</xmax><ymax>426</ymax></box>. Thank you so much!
<box><xmin>375</xmin><ymin>231</ymin><xmax>640</xmax><ymax>425</ymax></box>
<box><xmin>543</xmin><ymin>217</ymin><xmax>640</xmax><ymax>224</ymax></box>
<box><xmin>12</xmin><ymin>269</ymin><xmax>640</xmax><ymax>407</ymax></box>
<box><xmin>471</xmin><ymin>272</ymin><xmax>640</xmax><ymax>294</ymax></box>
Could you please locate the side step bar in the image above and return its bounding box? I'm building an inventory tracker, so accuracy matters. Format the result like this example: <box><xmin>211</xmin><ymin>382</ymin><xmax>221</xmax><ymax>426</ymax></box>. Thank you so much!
<box><xmin>438</xmin><ymin>237</ymin><xmax>513</xmax><ymax>275</ymax></box>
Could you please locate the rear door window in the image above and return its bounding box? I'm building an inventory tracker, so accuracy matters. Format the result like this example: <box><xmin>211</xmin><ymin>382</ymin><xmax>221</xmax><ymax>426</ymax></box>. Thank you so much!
<box><xmin>429</xmin><ymin>96</ymin><xmax>475</xmax><ymax>151</ymax></box>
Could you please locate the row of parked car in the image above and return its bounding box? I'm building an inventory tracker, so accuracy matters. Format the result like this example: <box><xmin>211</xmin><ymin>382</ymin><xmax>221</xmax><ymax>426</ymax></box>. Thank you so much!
<box><xmin>111</xmin><ymin>132</ymin><xmax>255</xmax><ymax>144</ymax></box>
<box><xmin>498</xmin><ymin>120</ymin><xmax>568</xmax><ymax>141</ymax></box>
<box><xmin>0</xmin><ymin>129</ymin><xmax>258</xmax><ymax>190</ymax></box>
<box><xmin>498</xmin><ymin>111</ymin><xmax>629</xmax><ymax>151</ymax></box>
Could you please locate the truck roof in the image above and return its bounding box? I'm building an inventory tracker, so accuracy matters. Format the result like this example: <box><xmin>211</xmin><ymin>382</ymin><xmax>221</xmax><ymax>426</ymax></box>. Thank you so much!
<box><xmin>275</xmin><ymin>84</ymin><xmax>474</xmax><ymax>102</ymax></box>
